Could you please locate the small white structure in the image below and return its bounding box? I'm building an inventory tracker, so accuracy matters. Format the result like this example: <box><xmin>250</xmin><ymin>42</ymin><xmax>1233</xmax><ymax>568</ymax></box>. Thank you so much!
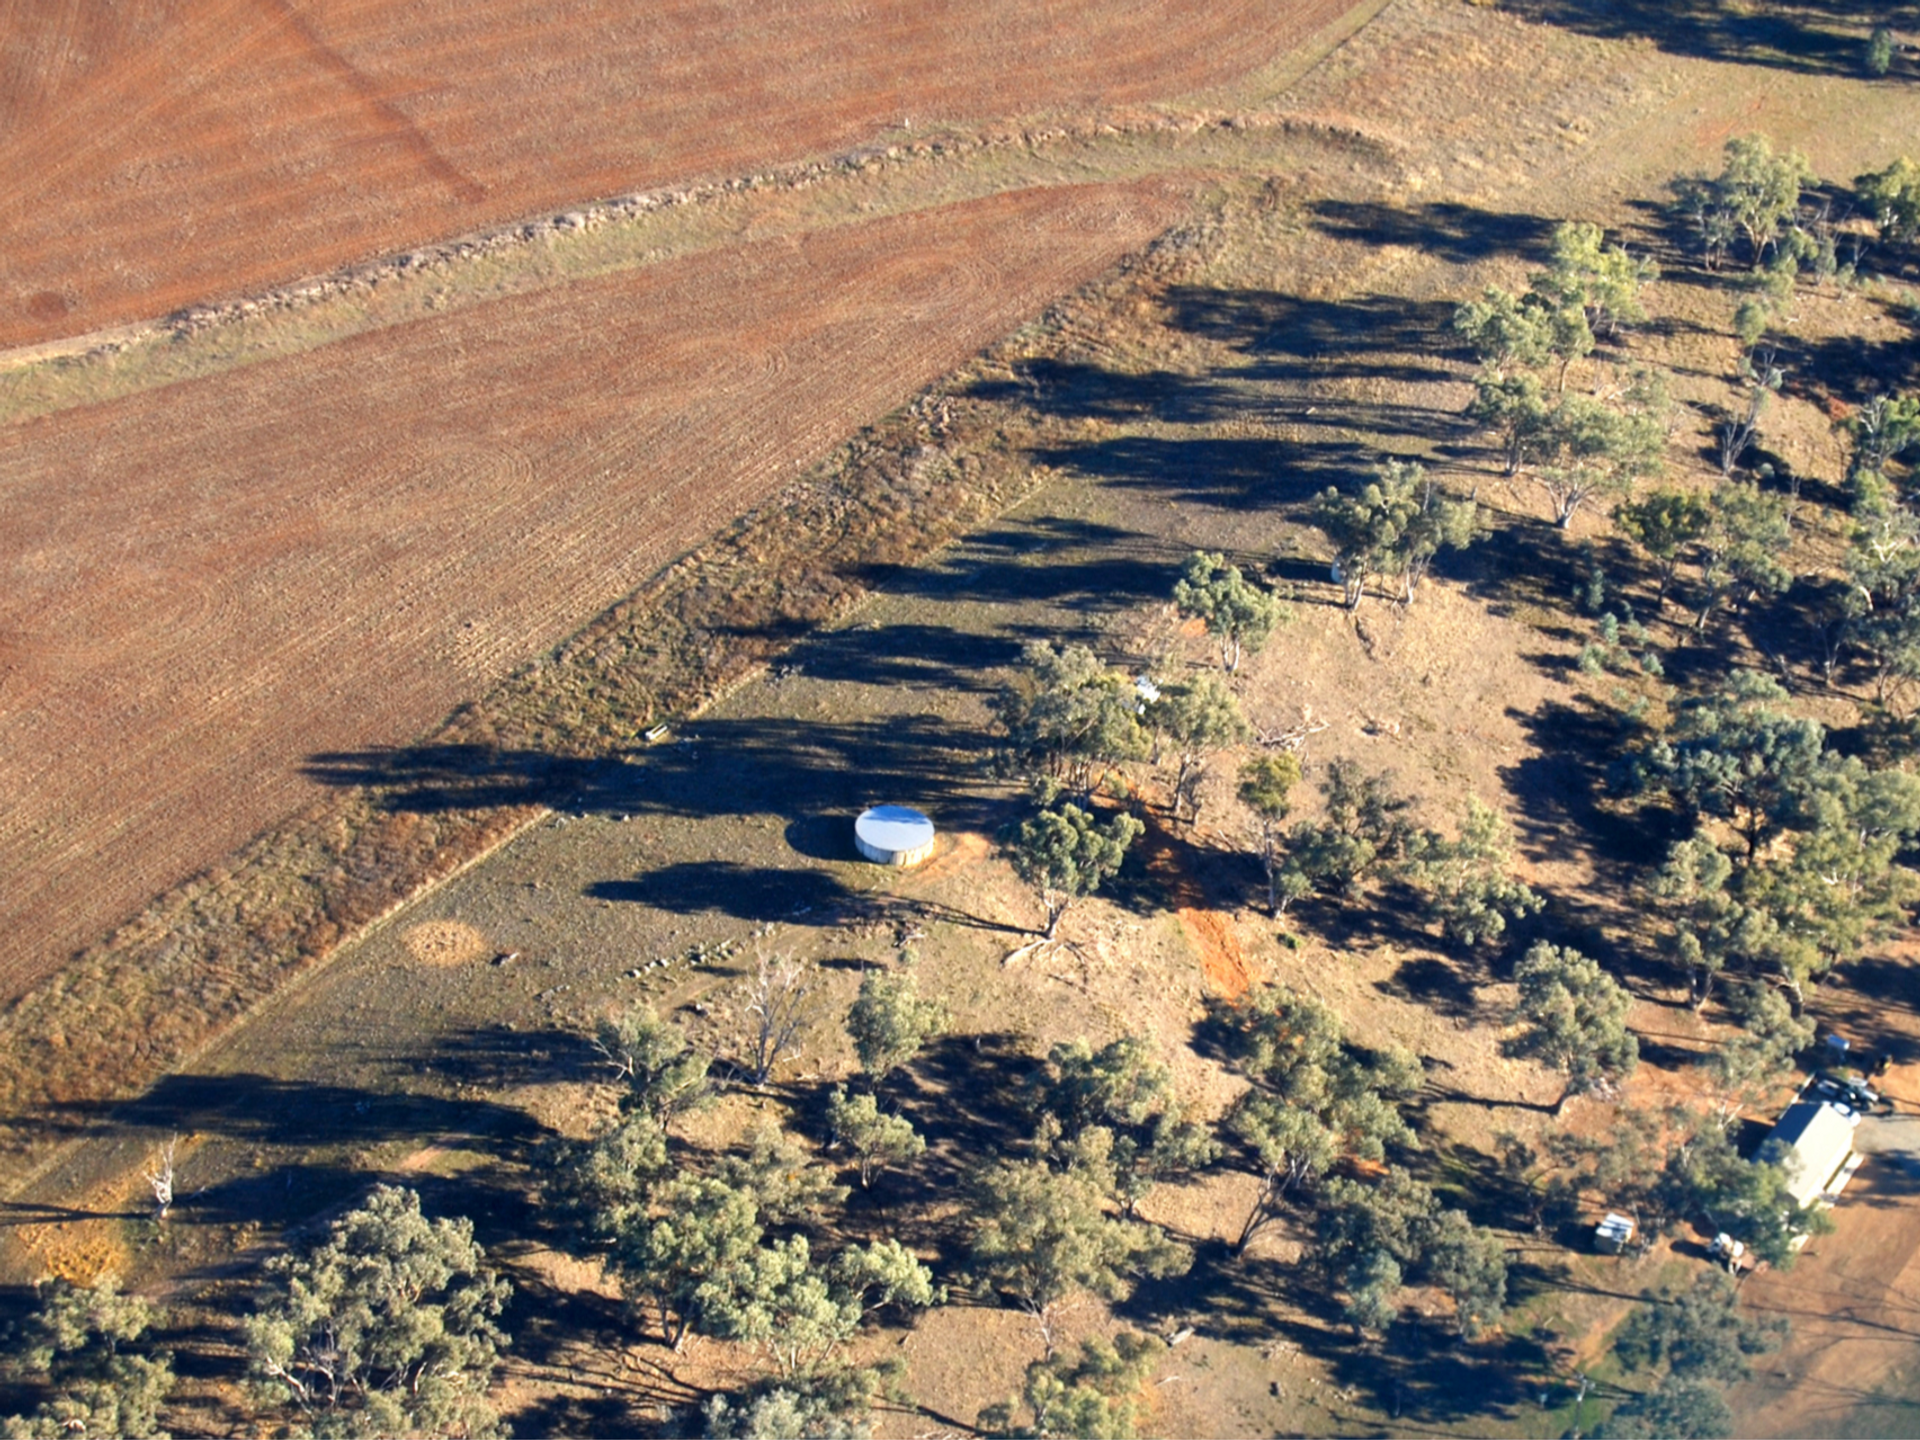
<box><xmin>854</xmin><ymin>806</ymin><xmax>937</xmax><ymax>867</ymax></box>
<box><xmin>1709</xmin><ymin>1233</ymin><xmax>1747</xmax><ymax>1272</ymax></box>
<box><xmin>1593</xmin><ymin>1213</ymin><xmax>1635</xmax><ymax>1254</ymax></box>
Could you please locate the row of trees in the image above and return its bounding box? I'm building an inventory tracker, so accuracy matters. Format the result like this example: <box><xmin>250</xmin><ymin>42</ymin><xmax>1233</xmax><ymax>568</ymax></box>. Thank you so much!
<box><xmin>1</xmin><ymin>1186</ymin><xmax>512</xmax><ymax>1440</ymax></box>
<box><xmin>991</xmin><ymin>593</ymin><xmax>1551</xmax><ymax>955</ymax></box>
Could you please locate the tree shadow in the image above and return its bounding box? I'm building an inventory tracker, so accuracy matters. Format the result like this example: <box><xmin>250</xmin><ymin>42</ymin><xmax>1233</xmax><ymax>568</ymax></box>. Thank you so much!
<box><xmin>1131</xmin><ymin>1231</ymin><xmax>1543</xmax><ymax>1428</ymax></box>
<box><xmin>1778</xmin><ymin>311</ymin><xmax>1920</xmax><ymax>408</ymax></box>
<box><xmin>964</xmin><ymin>357</ymin><xmax>1262</xmax><ymax>426</ymax></box>
<box><xmin>430</xmin><ymin>1025</ymin><xmax>603</xmax><ymax>1091</ymax></box>
<box><xmin>770</xmin><ymin>620</ymin><xmax>1024</xmax><ymax>695</ymax></box>
<box><xmin>859</xmin><ymin>516</ymin><xmax>1182</xmax><ymax>614</ymax></box>
<box><xmin>590</xmin><ymin>862</ymin><xmax>864</xmax><ymax>925</ymax></box>
<box><xmin>45</xmin><ymin>1071</ymin><xmax>555</xmax><ymax>1235</ymax></box>
<box><xmin>1377</xmin><ymin>955</ymin><xmax>1482</xmax><ymax>1021</ymax></box>
<box><xmin>1498</xmin><ymin>0</ymin><xmax>1909</xmax><ymax>77</ymax></box>
<box><xmin>883</xmin><ymin>1032</ymin><xmax>1042</xmax><ymax>1201</ymax></box>
<box><xmin>1320</xmin><ymin>1316</ymin><xmax>1542</xmax><ymax>1429</ymax></box>
<box><xmin>308</xmin><ymin>712</ymin><xmax>1000</xmax><ymax>829</ymax></box>
<box><xmin>1292</xmin><ymin>877</ymin><xmax>1450</xmax><ymax>957</ymax></box>
<box><xmin>1162</xmin><ymin>289</ymin><xmax>1461</xmax><ymax>378</ymax></box>
<box><xmin>182</xmin><ymin>1161</ymin><xmax>389</xmax><ymax>1230</ymax></box>
<box><xmin>1499</xmin><ymin>698</ymin><xmax>1678</xmax><ymax>874</ymax></box>
<box><xmin>1421</xmin><ymin>1083</ymin><xmax>1558</xmax><ymax>1117</ymax></box>
<box><xmin>0</xmin><ymin>1196</ymin><xmax>146</xmax><ymax>1227</ymax></box>
<box><xmin>1309</xmin><ymin>200</ymin><xmax>1561</xmax><ymax>265</ymax></box>
<box><xmin>505</xmin><ymin>1387</ymin><xmax>664</xmax><ymax>1440</ymax></box>
<box><xmin>1034</xmin><ymin>432</ymin><xmax>1374</xmax><ymax>513</ymax></box>
<box><xmin>66</xmin><ymin>1072</ymin><xmax>540</xmax><ymax>1151</ymax></box>
<box><xmin>1113</xmin><ymin>1234</ymin><xmax>1290</xmax><ymax>1334</ymax></box>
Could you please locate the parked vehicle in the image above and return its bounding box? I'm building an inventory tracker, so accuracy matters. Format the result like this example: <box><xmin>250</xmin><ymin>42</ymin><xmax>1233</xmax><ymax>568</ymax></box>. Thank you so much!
<box><xmin>1804</xmin><ymin>1071</ymin><xmax>1891</xmax><ymax>1116</ymax></box>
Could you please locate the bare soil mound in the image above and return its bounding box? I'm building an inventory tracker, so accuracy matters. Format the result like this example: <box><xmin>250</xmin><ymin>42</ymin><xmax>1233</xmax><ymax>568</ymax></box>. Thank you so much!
<box><xmin>0</xmin><ymin>0</ymin><xmax>1361</xmax><ymax>347</ymax></box>
<box><xmin>401</xmin><ymin>921</ymin><xmax>490</xmax><ymax>967</ymax></box>
<box><xmin>0</xmin><ymin>180</ymin><xmax>1181</xmax><ymax>1002</ymax></box>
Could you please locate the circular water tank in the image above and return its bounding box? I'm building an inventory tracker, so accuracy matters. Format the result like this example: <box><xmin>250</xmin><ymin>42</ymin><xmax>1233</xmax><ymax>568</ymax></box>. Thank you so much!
<box><xmin>854</xmin><ymin>805</ymin><xmax>937</xmax><ymax>867</ymax></box>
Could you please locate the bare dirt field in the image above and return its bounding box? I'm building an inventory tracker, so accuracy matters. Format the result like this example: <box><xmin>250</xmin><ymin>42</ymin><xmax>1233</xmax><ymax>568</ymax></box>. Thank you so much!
<box><xmin>0</xmin><ymin>181</ymin><xmax>1181</xmax><ymax>1002</ymax></box>
<box><xmin>0</xmin><ymin>0</ymin><xmax>1366</xmax><ymax>349</ymax></box>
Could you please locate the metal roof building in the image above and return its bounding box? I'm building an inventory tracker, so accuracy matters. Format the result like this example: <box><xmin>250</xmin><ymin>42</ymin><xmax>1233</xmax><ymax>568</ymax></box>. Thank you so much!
<box><xmin>1761</xmin><ymin>1100</ymin><xmax>1858</xmax><ymax>1209</ymax></box>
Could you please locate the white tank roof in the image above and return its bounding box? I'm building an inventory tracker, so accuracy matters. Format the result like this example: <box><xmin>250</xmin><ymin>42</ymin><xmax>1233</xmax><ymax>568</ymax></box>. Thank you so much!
<box><xmin>854</xmin><ymin>805</ymin><xmax>936</xmax><ymax>864</ymax></box>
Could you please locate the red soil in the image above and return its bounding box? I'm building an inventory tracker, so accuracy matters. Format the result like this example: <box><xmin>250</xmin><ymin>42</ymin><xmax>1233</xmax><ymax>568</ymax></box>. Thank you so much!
<box><xmin>0</xmin><ymin>0</ymin><xmax>1362</xmax><ymax>348</ymax></box>
<box><xmin>0</xmin><ymin>180</ymin><xmax>1182</xmax><ymax>1001</ymax></box>
<box><xmin>1139</xmin><ymin>818</ymin><xmax>1253</xmax><ymax>998</ymax></box>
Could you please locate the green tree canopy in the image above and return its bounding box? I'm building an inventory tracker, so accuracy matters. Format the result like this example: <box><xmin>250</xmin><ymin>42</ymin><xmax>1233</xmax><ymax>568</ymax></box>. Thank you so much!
<box><xmin>1600</xmin><ymin>1377</ymin><xmax>1735</xmax><ymax>1440</ymax></box>
<box><xmin>1467</xmin><ymin>370</ymin><xmax>1552</xmax><ymax>476</ymax></box>
<box><xmin>1280</xmin><ymin>759</ymin><xmax>1417</xmax><ymax>901</ymax></box>
<box><xmin>593</xmin><ymin>1004</ymin><xmax>713</xmax><ymax>1123</ymax></box>
<box><xmin>844</xmin><ymin>963</ymin><xmax>950</xmax><ymax>1083</ymax></box>
<box><xmin>1312</xmin><ymin>1169</ymin><xmax>1508</xmax><ymax>1339</ymax></box>
<box><xmin>993</xmin><ymin>642</ymin><xmax>1150</xmax><ymax>796</ymax></box>
<box><xmin>548</xmin><ymin>1109</ymin><xmax>672</xmax><ymax>1245</ymax></box>
<box><xmin>616</xmin><ymin>1175</ymin><xmax>765</xmax><ymax>1350</ymax></box>
<box><xmin>1614</xmin><ymin>488</ymin><xmax>1710</xmax><ymax>604</ymax></box>
<box><xmin>244</xmin><ymin>1185</ymin><xmax>511</xmax><ymax>1439</ymax></box>
<box><xmin>966</xmin><ymin>1159</ymin><xmax>1190</xmax><ymax>1343</ymax></box>
<box><xmin>1654</xmin><ymin>1122</ymin><xmax>1830</xmax><ymax>1267</ymax></box>
<box><xmin>1027</xmin><ymin>1034</ymin><xmax>1219</xmax><ymax>1218</ymax></box>
<box><xmin>826</xmin><ymin>1088</ymin><xmax>927</xmax><ymax>1189</ymax></box>
<box><xmin>1147</xmin><ymin>672</ymin><xmax>1249</xmax><ymax>824</ymax></box>
<box><xmin>2</xmin><ymin>1277</ymin><xmax>173</xmax><ymax>1440</ymax></box>
<box><xmin>717</xmin><ymin>1126</ymin><xmax>850</xmax><ymax>1225</ymax></box>
<box><xmin>1531</xmin><ymin>380</ymin><xmax>1669</xmax><ymax>529</ymax></box>
<box><xmin>1858</xmin><ymin>156</ymin><xmax>1920</xmax><ymax>244</ymax></box>
<box><xmin>1533</xmin><ymin>220</ymin><xmax>1658</xmax><ymax>339</ymax></box>
<box><xmin>1506</xmin><ymin>942</ymin><xmax>1639</xmax><ymax>1112</ymax></box>
<box><xmin>1223</xmin><ymin>987</ymin><xmax>1419</xmax><ymax>1252</ymax></box>
<box><xmin>1614</xmin><ymin>1270</ymin><xmax>1788</xmax><ymax>1385</ymax></box>
<box><xmin>703</xmin><ymin>1369</ymin><xmax>895</xmax><ymax>1440</ymax></box>
<box><xmin>979</xmin><ymin>1331</ymin><xmax>1165</xmax><ymax>1440</ymax></box>
<box><xmin>1171</xmin><ymin>552</ymin><xmax>1289</xmax><ymax>673</ymax></box>
<box><xmin>1714</xmin><ymin>135</ymin><xmax>1815</xmax><ymax>268</ymax></box>
<box><xmin>1691</xmin><ymin>480</ymin><xmax>1792</xmax><ymax>630</ymax></box>
<box><xmin>1454</xmin><ymin>286</ymin><xmax>1555</xmax><ymax>372</ymax></box>
<box><xmin>1003</xmin><ymin>803</ymin><xmax>1144</xmax><ymax>939</ymax></box>
<box><xmin>698</xmin><ymin>1234</ymin><xmax>937</xmax><ymax>1379</ymax></box>
<box><xmin>1403</xmin><ymin>796</ymin><xmax>1543</xmax><ymax>948</ymax></box>
<box><xmin>1238</xmin><ymin>751</ymin><xmax>1304</xmax><ymax>917</ymax></box>
<box><xmin>1316</xmin><ymin>460</ymin><xmax>1478</xmax><ymax>606</ymax></box>
<box><xmin>1639</xmin><ymin>672</ymin><xmax>1825</xmax><ymax>859</ymax></box>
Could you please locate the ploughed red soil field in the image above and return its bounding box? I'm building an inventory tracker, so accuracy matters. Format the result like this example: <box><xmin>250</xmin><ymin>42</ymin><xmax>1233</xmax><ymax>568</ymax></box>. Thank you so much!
<box><xmin>0</xmin><ymin>0</ymin><xmax>1358</xmax><ymax>346</ymax></box>
<box><xmin>0</xmin><ymin>180</ymin><xmax>1182</xmax><ymax>1000</ymax></box>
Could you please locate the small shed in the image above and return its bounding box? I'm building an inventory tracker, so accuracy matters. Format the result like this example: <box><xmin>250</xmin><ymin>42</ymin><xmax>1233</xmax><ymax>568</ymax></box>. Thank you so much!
<box><xmin>1593</xmin><ymin>1213</ymin><xmax>1635</xmax><ymax>1255</ymax></box>
<box><xmin>1762</xmin><ymin>1100</ymin><xmax>1859</xmax><ymax>1209</ymax></box>
<box><xmin>854</xmin><ymin>806</ymin><xmax>937</xmax><ymax>867</ymax></box>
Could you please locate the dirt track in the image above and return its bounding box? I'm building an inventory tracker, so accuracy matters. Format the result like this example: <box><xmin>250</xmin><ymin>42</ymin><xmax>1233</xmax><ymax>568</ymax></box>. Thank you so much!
<box><xmin>0</xmin><ymin>0</ymin><xmax>1362</xmax><ymax>347</ymax></box>
<box><xmin>0</xmin><ymin>180</ymin><xmax>1182</xmax><ymax>1001</ymax></box>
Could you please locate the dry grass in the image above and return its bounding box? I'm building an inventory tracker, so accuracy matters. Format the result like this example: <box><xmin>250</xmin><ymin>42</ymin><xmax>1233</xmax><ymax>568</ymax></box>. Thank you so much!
<box><xmin>0</xmin><ymin>229</ymin><xmax>1190</xmax><ymax>1168</ymax></box>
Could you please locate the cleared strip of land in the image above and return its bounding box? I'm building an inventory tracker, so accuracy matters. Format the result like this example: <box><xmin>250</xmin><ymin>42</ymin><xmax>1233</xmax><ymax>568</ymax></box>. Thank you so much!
<box><xmin>0</xmin><ymin>179</ymin><xmax>1182</xmax><ymax>1000</ymax></box>
<box><xmin>0</xmin><ymin>0</ymin><xmax>1362</xmax><ymax>347</ymax></box>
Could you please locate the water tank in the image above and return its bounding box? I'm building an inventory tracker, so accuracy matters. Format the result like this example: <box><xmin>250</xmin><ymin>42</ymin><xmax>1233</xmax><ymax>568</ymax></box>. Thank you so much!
<box><xmin>853</xmin><ymin>805</ymin><xmax>936</xmax><ymax>867</ymax></box>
